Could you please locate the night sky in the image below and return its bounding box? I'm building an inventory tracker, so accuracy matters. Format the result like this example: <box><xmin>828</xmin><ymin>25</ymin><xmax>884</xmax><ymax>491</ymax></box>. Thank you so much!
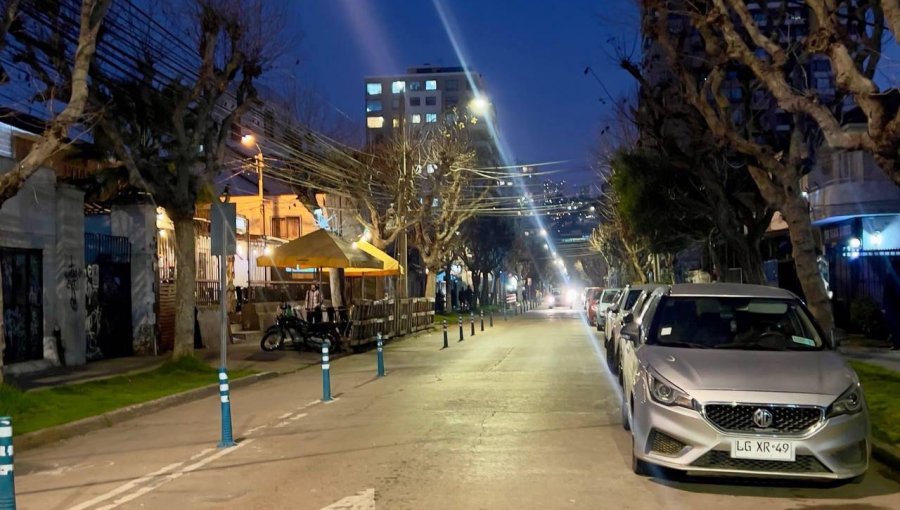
<box><xmin>288</xmin><ymin>0</ymin><xmax>641</xmax><ymax>190</ymax></box>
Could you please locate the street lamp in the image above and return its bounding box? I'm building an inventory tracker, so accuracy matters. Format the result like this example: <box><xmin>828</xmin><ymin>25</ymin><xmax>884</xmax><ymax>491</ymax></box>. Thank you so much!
<box><xmin>540</xmin><ymin>228</ymin><xmax>547</xmax><ymax>237</ymax></box>
<box><xmin>468</xmin><ymin>95</ymin><xmax>490</xmax><ymax>116</ymax></box>
<box><xmin>241</xmin><ymin>134</ymin><xmax>266</xmax><ymax>238</ymax></box>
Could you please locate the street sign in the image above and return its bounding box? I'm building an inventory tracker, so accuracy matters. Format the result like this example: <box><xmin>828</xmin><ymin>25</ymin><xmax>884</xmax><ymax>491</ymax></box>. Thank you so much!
<box><xmin>211</xmin><ymin>202</ymin><xmax>236</xmax><ymax>257</ymax></box>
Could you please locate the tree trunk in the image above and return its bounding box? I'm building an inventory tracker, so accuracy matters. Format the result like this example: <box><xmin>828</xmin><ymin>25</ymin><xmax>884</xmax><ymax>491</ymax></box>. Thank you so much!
<box><xmin>481</xmin><ymin>272</ymin><xmax>491</xmax><ymax>307</ymax></box>
<box><xmin>471</xmin><ymin>271</ymin><xmax>482</xmax><ymax>309</ymax></box>
<box><xmin>781</xmin><ymin>195</ymin><xmax>833</xmax><ymax>332</ymax></box>
<box><xmin>173</xmin><ymin>215</ymin><xmax>197</xmax><ymax>358</ymax></box>
<box><xmin>749</xmin><ymin>167</ymin><xmax>834</xmax><ymax>332</ymax></box>
<box><xmin>424</xmin><ymin>272</ymin><xmax>437</xmax><ymax>299</ymax></box>
<box><xmin>738</xmin><ymin>239</ymin><xmax>767</xmax><ymax>285</ymax></box>
<box><xmin>329</xmin><ymin>268</ymin><xmax>345</xmax><ymax>307</ymax></box>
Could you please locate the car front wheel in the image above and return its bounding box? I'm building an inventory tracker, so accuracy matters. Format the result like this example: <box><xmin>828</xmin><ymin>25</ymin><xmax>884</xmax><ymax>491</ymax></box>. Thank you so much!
<box><xmin>631</xmin><ymin>435</ymin><xmax>649</xmax><ymax>476</ymax></box>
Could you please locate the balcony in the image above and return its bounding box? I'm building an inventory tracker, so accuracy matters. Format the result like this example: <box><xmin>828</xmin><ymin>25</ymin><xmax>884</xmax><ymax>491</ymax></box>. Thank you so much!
<box><xmin>804</xmin><ymin>150</ymin><xmax>900</xmax><ymax>224</ymax></box>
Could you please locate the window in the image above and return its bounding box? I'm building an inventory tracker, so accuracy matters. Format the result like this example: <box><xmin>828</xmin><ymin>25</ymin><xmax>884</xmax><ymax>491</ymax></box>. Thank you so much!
<box><xmin>445</xmin><ymin>95</ymin><xmax>458</xmax><ymax>107</ymax></box>
<box><xmin>271</xmin><ymin>217</ymin><xmax>301</xmax><ymax>239</ymax></box>
<box><xmin>811</xmin><ymin>60</ymin><xmax>830</xmax><ymax>73</ymax></box>
<box><xmin>425</xmin><ymin>96</ymin><xmax>436</xmax><ymax>106</ymax></box>
<box><xmin>366</xmin><ymin>100</ymin><xmax>383</xmax><ymax>113</ymax></box>
<box><xmin>409</xmin><ymin>81</ymin><xmax>423</xmax><ymax>91</ymax></box>
<box><xmin>392</xmin><ymin>118</ymin><xmax>400</xmax><ymax>128</ymax></box>
<box><xmin>392</xmin><ymin>97</ymin><xmax>400</xmax><ymax>109</ymax></box>
<box><xmin>446</xmin><ymin>79</ymin><xmax>459</xmax><ymax>91</ymax></box>
<box><xmin>816</xmin><ymin>77</ymin><xmax>833</xmax><ymax>89</ymax></box>
<box><xmin>366</xmin><ymin>82</ymin><xmax>382</xmax><ymax>95</ymax></box>
<box><xmin>425</xmin><ymin>113</ymin><xmax>437</xmax><ymax>123</ymax></box>
<box><xmin>367</xmin><ymin>116</ymin><xmax>384</xmax><ymax>128</ymax></box>
<box><xmin>411</xmin><ymin>114</ymin><xmax>422</xmax><ymax>124</ymax></box>
<box><xmin>410</xmin><ymin>97</ymin><xmax>421</xmax><ymax>106</ymax></box>
<box><xmin>728</xmin><ymin>86</ymin><xmax>743</xmax><ymax>100</ymax></box>
<box><xmin>425</xmin><ymin>80</ymin><xmax>437</xmax><ymax>90</ymax></box>
<box><xmin>391</xmin><ymin>81</ymin><xmax>405</xmax><ymax>93</ymax></box>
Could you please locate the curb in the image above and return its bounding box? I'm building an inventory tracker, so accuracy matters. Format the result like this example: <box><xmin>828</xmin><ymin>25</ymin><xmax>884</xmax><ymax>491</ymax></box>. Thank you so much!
<box><xmin>13</xmin><ymin>371</ymin><xmax>278</xmax><ymax>453</ymax></box>
<box><xmin>873</xmin><ymin>439</ymin><xmax>900</xmax><ymax>472</ymax></box>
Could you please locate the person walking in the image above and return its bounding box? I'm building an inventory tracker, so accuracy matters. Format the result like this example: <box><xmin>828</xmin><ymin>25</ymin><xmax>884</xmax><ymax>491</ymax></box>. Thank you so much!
<box><xmin>305</xmin><ymin>284</ymin><xmax>323</xmax><ymax>324</ymax></box>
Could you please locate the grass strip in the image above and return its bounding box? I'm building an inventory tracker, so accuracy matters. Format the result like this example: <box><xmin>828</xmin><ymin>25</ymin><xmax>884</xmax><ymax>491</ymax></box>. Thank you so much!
<box><xmin>0</xmin><ymin>356</ymin><xmax>254</xmax><ymax>435</ymax></box>
<box><xmin>850</xmin><ymin>360</ymin><xmax>900</xmax><ymax>448</ymax></box>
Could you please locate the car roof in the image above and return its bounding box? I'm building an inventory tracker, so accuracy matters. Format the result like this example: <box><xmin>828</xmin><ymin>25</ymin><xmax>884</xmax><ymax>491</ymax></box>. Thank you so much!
<box><xmin>627</xmin><ymin>284</ymin><xmax>666</xmax><ymax>292</ymax></box>
<box><xmin>667</xmin><ymin>283</ymin><xmax>797</xmax><ymax>299</ymax></box>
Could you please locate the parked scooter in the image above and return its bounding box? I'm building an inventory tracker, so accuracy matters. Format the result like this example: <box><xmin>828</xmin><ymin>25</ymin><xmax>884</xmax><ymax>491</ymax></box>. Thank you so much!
<box><xmin>260</xmin><ymin>303</ymin><xmax>341</xmax><ymax>352</ymax></box>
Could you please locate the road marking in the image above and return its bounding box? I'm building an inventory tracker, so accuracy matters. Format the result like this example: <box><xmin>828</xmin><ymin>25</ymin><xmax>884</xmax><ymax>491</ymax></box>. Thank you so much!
<box><xmin>93</xmin><ymin>441</ymin><xmax>252</xmax><ymax>510</ymax></box>
<box><xmin>320</xmin><ymin>488</ymin><xmax>375</xmax><ymax>510</ymax></box>
<box><xmin>279</xmin><ymin>412</ymin><xmax>293</xmax><ymax>419</ymax></box>
<box><xmin>68</xmin><ymin>462</ymin><xmax>186</xmax><ymax>510</ymax></box>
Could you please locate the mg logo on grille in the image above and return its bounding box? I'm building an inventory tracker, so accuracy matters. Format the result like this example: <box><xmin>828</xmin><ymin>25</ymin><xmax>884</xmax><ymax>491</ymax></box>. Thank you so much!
<box><xmin>752</xmin><ymin>408</ymin><xmax>774</xmax><ymax>428</ymax></box>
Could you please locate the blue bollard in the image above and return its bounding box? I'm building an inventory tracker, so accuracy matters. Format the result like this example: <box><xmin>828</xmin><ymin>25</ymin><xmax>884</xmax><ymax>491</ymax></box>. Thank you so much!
<box><xmin>376</xmin><ymin>333</ymin><xmax>385</xmax><ymax>377</ymax></box>
<box><xmin>458</xmin><ymin>315</ymin><xmax>464</xmax><ymax>342</ymax></box>
<box><xmin>443</xmin><ymin>320</ymin><xmax>449</xmax><ymax>349</ymax></box>
<box><xmin>217</xmin><ymin>369</ymin><xmax>236</xmax><ymax>448</ymax></box>
<box><xmin>490</xmin><ymin>311</ymin><xmax>494</xmax><ymax>327</ymax></box>
<box><xmin>0</xmin><ymin>417</ymin><xmax>15</xmax><ymax>510</ymax></box>
<box><xmin>470</xmin><ymin>312</ymin><xmax>475</xmax><ymax>336</ymax></box>
<box><xmin>321</xmin><ymin>341</ymin><xmax>333</xmax><ymax>401</ymax></box>
<box><xmin>480</xmin><ymin>310</ymin><xmax>484</xmax><ymax>331</ymax></box>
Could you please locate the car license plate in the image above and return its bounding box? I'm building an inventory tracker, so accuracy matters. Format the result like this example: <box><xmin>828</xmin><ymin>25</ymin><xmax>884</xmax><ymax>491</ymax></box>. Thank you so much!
<box><xmin>731</xmin><ymin>439</ymin><xmax>795</xmax><ymax>461</ymax></box>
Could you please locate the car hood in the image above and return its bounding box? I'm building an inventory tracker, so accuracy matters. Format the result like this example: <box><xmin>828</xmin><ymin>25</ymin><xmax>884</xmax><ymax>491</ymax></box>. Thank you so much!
<box><xmin>639</xmin><ymin>346</ymin><xmax>857</xmax><ymax>396</ymax></box>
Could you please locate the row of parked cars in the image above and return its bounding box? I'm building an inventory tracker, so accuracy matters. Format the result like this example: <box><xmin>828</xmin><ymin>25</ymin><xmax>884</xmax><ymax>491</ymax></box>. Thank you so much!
<box><xmin>593</xmin><ymin>282</ymin><xmax>870</xmax><ymax>481</ymax></box>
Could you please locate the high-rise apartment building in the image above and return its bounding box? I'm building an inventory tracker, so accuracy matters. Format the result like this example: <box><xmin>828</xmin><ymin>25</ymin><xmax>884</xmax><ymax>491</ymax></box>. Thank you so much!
<box><xmin>363</xmin><ymin>65</ymin><xmax>496</xmax><ymax>161</ymax></box>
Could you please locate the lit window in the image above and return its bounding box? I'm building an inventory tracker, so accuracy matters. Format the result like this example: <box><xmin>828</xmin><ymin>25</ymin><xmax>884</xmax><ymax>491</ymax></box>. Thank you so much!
<box><xmin>392</xmin><ymin>81</ymin><xmax>405</xmax><ymax>93</ymax></box>
<box><xmin>425</xmin><ymin>113</ymin><xmax>437</xmax><ymax>123</ymax></box>
<box><xmin>366</xmin><ymin>100</ymin><xmax>383</xmax><ymax>113</ymax></box>
<box><xmin>410</xmin><ymin>97</ymin><xmax>421</xmax><ymax>106</ymax></box>
<box><xmin>425</xmin><ymin>80</ymin><xmax>437</xmax><ymax>90</ymax></box>
<box><xmin>409</xmin><ymin>81</ymin><xmax>423</xmax><ymax>91</ymax></box>
<box><xmin>392</xmin><ymin>118</ymin><xmax>400</xmax><ymax>128</ymax></box>
<box><xmin>425</xmin><ymin>96</ymin><xmax>436</xmax><ymax>106</ymax></box>
<box><xmin>411</xmin><ymin>114</ymin><xmax>422</xmax><ymax>124</ymax></box>
<box><xmin>366</xmin><ymin>82</ymin><xmax>382</xmax><ymax>95</ymax></box>
<box><xmin>367</xmin><ymin>116</ymin><xmax>384</xmax><ymax>128</ymax></box>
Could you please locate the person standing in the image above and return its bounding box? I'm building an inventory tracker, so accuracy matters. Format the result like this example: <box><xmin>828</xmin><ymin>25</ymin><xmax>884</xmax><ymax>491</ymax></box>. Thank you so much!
<box><xmin>305</xmin><ymin>284</ymin><xmax>323</xmax><ymax>324</ymax></box>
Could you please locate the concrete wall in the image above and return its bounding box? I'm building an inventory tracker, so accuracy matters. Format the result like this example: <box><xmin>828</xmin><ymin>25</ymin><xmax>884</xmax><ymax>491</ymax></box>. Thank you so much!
<box><xmin>0</xmin><ymin>157</ymin><xmax>86</xmax><ymax>373</ymax></box>
<box><xmin>111</xmin><ymin>204</ymin><xmax>158</xmax><ymax>354</ymax></box>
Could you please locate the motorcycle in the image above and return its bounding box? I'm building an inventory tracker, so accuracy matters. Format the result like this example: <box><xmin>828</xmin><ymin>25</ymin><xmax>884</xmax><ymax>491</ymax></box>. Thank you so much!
<box><xmin>260</xmin><ymin>304</ymin><xmax>341</xmax><ymax>352</ymax></box>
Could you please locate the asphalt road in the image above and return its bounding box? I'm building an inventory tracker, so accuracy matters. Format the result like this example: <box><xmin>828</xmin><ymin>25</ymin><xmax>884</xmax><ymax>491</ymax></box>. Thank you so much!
<box><xmin>14</xmin><ymin>308</ymin><xmax>900</xmax><ymax>509</ymax></box>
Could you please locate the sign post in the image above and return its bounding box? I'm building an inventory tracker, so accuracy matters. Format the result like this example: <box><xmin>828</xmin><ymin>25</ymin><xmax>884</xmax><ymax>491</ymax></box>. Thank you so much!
<box><xmin>212</xmin><ymin>201</ymin><xmax>237</xmax><ymax>448</ymax></box>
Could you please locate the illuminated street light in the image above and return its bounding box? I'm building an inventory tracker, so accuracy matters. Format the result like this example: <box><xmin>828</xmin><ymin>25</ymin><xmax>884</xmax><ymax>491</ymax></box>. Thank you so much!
<box><xmin>240</xmin><ymin>134</ymin><xmax>255</xmax><ymax>147</ymax></box>
<box><xmin>540</xmin><ymin>228</ymin><xmax>547</xmax><ymax>237</ymax></box>
<box><xmin>468</xmin><ymin>95</ymin><xmax>490</xmax><ymax>116</ymax></box>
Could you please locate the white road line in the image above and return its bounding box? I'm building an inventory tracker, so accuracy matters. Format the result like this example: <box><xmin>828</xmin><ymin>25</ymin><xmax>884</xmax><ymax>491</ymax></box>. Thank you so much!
<box><xmin>289</xmin><ymin>412</ymin><xmax>309</xmax><ymax>422</ymax></box>
<box><xmin>245</xmin><ymin>424</ymin><xmax>268</xmax><ymax>436</ymax></box>
<box><xmin>68</xmin><ymin>461</ymin><xmax>186</xmax><ymax>510</ymax></box>
<box><xmin>93</xmin><ymin>440</ymin><xmax>253</xmax><ymax>510</ymax></box>
<box><xmin>320</xmin><ymin>488</ymin><xmax>375</xmax><ymax>510</ymax></box>
<box><xmin>279</xmin><ymin>412</ymin><xmax>293</xmax><ymax>419</ymax></box>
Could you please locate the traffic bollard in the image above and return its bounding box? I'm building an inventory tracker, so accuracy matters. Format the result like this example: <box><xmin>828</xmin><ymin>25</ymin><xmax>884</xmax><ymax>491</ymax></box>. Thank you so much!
<box><xmin>376</xmin><ymin>333</ymin><xmax>385</xmax><ymax>377</ymax></box>
<box><xmin>217</xmin><ymin>368</ymin><xmax>236</xmax><ymax>448</ymax></box>
<box><xmin>443</xmin><ymin>320</ymin><xmax>449</xmax><ymax>349</ymax></box>
<box><xmin>458</xmin><ymin>315</ymin><xmax>464</xmax><ymax>341</ymax></box>
<box><xmin>504</xmin><ymin>305</ymin><xmax>507</xmax><ymax>321</ymax></box>
<box><xmin>321</xmin><ymin>341</ymin><xmax>333</xmax><ymax>401</ymax></box>
<box><xmin>490</xmin><ymin>311</ymin><xmax>494</xmax><ymax>327</ymax></box>
<box><xmin>480</xmin><ymin>310</ymin><xmax>485</xmax><ymax>331</ymax></box>
<box><xmin>0</xmin><ymin>417</ymin><xmax>15</xmax><ymax>510</ymax></box>
<box><xmin>470</xmin><ymin>312</ymin><xmax>475</xmax><ymax>336</ymax></box>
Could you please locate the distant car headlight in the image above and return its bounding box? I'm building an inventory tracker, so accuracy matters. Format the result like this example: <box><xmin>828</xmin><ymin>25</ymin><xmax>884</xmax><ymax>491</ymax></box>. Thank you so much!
<box><xmin>547</xmin><ymin>296</ymin><xmax>555</xmax><ymax>305</ymax></box>
<box><xmin>647</xmin><ymin>370</ymin><xmax>694</xmax><ymax>409</ymax></box>
<box><xmin>566</xmin><ymin>290</ymin><xmax>576</xmax><ymax>303</ymax></box>
<box><xmin>826</xmin><ymin>383</ymin><xmax>864</xmax><ymax>418</ymax></box>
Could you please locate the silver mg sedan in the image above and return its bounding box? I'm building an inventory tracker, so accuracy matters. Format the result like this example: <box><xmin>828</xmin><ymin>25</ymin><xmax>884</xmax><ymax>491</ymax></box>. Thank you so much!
<box><xmin>620</xmin><ymin>284</ymin><xmax>869</xmax><ymax>480</ymax></box>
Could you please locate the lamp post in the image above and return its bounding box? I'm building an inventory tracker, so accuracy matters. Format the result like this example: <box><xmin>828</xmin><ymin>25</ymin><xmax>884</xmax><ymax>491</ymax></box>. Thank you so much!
<box><xmin>242</xmin><ymin>134</ymin><xmax>265</xmax><ymax>291</ymax></box>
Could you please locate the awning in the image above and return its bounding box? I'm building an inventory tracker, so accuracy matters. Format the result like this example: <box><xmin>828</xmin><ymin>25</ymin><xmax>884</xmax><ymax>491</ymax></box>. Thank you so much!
<box><xmin>256</xmin><ymin>229</ymin><xmax>383</xmax><ymax>269</ymax></box>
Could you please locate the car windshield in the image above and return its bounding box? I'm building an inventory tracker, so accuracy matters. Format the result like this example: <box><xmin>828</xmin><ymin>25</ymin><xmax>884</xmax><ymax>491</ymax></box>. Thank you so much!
<box><xmin>648</xmin><ymin>296</ymin><xmax>825</xmax><ymax>351</ymax></box>
<box><xmin>601</xmin><ymin>291</ymin><xmax>618</xmax><ymax>303</ymax></box>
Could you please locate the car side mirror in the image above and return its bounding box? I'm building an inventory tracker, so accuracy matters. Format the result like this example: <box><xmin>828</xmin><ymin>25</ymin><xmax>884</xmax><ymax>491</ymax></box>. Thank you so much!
<box><xmin>621</xmin><ymin>322</ymin><xmax>640</xmax><ymax>343</ymax></box>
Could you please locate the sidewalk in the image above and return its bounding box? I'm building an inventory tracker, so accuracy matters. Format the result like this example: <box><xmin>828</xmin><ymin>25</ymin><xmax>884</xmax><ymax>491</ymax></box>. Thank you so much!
<box><xmin>839</xmin><ymin>345</ymin><xmax>900</xmax><ymax>372</ymax></box>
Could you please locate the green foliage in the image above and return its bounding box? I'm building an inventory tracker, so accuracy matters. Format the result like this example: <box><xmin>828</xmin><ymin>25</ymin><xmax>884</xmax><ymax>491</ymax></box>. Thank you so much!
<box><xmin>609</xmin><ymin>148</ymin><xmax>712</xmax><ymax>254</ymax></box>
<box><xmin>0</xmin><ymin>357</ymin><xmax>253</xmax><ymax>435</ymax></box>
<box><xmin>849</xmin><ymin>361</ymin><xmax>900</xmax><ymax>447</ymax></box>
<box><xmin>849</xmin><ymin>297</ymin><xmax>886</xmax><ymax>339</ymax></box>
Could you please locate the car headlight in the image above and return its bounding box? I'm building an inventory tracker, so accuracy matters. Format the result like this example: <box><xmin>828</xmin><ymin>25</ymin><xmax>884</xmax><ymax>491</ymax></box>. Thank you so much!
<box><xmin>647</xmin><ymin>370</ymin><xmax>694</xmax><ymax>409</ymax></box>
<box><xmin>826</xmin><ymin>383</ymin><xmax>864</xmax><ymax>418</ymax></box>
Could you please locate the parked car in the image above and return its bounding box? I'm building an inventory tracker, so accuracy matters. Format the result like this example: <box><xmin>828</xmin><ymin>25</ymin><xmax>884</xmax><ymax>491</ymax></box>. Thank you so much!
<box><xmin>582</xmin><ymin>286</ymin><xmax>601</xmax><ymax>310</ymax></box>
<box><xmin>592</xmin><ymin>288</ymin><xmax>621</xmax><ymax>331</ymax></box>
<box><xmin>605</xmin><ymin>284</ymin><xmax>662</xmax><ymax>379</ymax></box>
<box><xmin>546</xmin><ymin>289</ymin><xmax>562</xmax><ymax>308</ymax></box>
<box><xmin>619</xmin><ymin>283</ymin><xmax>869</xmax><ymax>481</ymax></box>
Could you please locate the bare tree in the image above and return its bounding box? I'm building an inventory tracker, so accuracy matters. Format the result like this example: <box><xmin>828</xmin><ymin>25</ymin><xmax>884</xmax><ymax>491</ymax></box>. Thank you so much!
<box><xmin>0</xmin><ymin>0</ymin><xmax>111</xmax><ymax>380</ymax></box>
<box><xmin>94</xmin><ymin>0</ymin><xmax>281</xmax><ymax>357</ymax></box>
<box><xmin>639</xmin><ymin>0</ymin><xmax>881</xmax><ymax>331</ymax></box>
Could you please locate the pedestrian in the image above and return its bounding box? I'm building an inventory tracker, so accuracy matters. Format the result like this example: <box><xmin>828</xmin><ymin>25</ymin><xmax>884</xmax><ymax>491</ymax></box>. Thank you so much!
<box><xmin>436</xmin><ymin>289</ymin><xmax>445</xmax><ymax>313</ymax></box>
<box><xmin>883</xmin><ymin>274</ymin><xmax>900</xmax><ymax>350</ymax></box>
<box><xmin>305</xmin><ymin>284</ymin><xmax>323</xmax><ymax>324</ymax></box>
